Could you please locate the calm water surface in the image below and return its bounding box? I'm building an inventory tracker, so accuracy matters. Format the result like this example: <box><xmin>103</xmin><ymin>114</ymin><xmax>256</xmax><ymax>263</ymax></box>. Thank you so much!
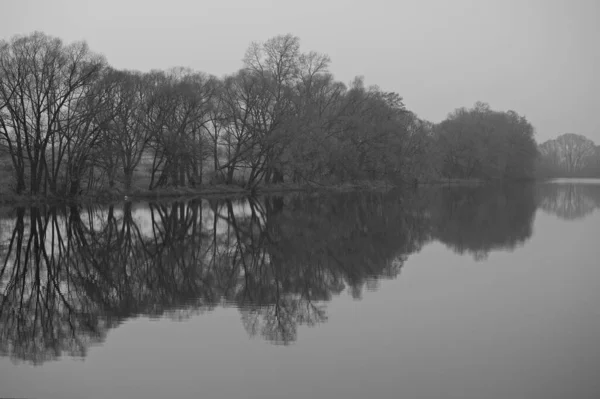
<box><xmin>1</xmin><ymin>181</ymin><xmax>599</xmax><ymax>399</ymax></box>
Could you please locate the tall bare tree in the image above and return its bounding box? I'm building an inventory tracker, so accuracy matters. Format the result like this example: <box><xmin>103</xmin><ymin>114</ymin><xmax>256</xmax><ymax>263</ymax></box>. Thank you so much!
<box><xmin>0</xmin><ymin>32</ymin><xmax>105</xmax><ymax>194</ymax></box>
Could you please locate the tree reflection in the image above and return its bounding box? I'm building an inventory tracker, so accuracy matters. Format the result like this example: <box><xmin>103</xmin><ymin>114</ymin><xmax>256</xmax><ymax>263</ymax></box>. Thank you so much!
<box><xmin>536</xmin><ymin>183</ymin><xmax>600</xmax><ymax>220</ymax></box>
<box><xmin>2</xmin><ymin>181</ymin><xmax>575</xmax><ymax>362</ymax></box>
<box><xmin>430</xmin><ymin>184</ymin><xmax>537</xmax><ymax>260</ymax></box>
<box><xmin>0</xmin><ymin>207</ymin><xmax>113</xmax><ymax>364</ymax></box>
<box><xmin>0</xmin><ymin>190</ymin><xmax>432</xmax><ymax>362</ymax></box>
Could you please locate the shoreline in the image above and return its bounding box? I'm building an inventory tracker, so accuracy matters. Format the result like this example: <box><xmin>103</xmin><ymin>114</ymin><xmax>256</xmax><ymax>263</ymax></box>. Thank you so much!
<box><xmin>0</xmin><ymin>181</ymin><xmax>394</xmax><ymax>205</ymax></box>
<box><xmin>0</xmin><ymin>178</ymin><xmax>537</xmax><ymax>205</ymax></box>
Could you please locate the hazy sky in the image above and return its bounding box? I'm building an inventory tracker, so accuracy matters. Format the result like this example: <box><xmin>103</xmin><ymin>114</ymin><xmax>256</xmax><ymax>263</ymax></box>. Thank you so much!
<box><xmin>1</xmin><ymin>0</ymin><xmax>599</xmax><ymax>142</ymax></box>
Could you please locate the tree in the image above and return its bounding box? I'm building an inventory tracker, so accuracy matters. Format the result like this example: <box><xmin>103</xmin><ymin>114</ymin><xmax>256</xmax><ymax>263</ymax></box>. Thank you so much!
<box><xmin>435</xmin><ymin>103</ymin><xmax>538</xmax><ymax>180</ymax></box>
<box><xmin>538</xmin><ymin>133</ymin><xmax>598</xmax><ymax>177</ymax></box>
<box><xmin>0</xmin><ymin>32</ymin><xmax>105</xmax><ymax>194</ymax></box>
<box><xmin>98</xmin><ymin>69</ymin><xmax>150</xmax><ymax>190</ymax></box>
<box><xmin>143</xmin><ymin>69</ymin><xmax>217</xmax><ymax>188</ymax></box>
<box><xmin>218</xmin><ymin>69</ymin><xmax>272</xmax><ymax>185</ymax></box>
<box><xmin>241</xmin><ymin>34</ymin><xmax>302</xmax><ymax>185</ymax></box>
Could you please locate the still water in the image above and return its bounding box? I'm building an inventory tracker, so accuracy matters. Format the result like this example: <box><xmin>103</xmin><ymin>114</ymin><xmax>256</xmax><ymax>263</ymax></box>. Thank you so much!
<box><xmin>0</xmin><ymin>181</ymin><xmax>599</xmax><ymax>399</ymax></box>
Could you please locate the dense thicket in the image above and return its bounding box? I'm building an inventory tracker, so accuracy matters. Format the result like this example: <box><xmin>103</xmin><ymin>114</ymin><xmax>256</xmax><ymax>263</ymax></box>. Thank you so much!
<box><xmin>433</xmin><ymin>102</ymin><xmax>539</xmax><ymax>180</ymax></box>
<box><xmin>1</xmin><ymin>32</ymin><xmax>543</xmax><ymax>196</ymax></box>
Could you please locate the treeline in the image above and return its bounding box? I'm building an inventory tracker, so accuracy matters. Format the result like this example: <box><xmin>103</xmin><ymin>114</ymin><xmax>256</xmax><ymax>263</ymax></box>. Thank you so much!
<box><xmin>537</xmin><ymin>133</ymin><xmax>600</xmax><ymax>178</ymax></box>
<box><xmin>0</xmin><ymin>32</ymin><xmax>540</xmax><ymax>196</ymax></box>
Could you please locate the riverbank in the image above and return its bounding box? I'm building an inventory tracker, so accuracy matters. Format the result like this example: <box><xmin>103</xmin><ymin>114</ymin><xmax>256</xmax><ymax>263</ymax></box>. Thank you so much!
<box><xmin>0</xmin><ymin>177</ymin><xmax>527</xmax><ymax>206</ymax></box>
<box><xmin>0</xmin><ymin>180</ymin><xmax>398</xmax><ymax>205</ymax></box>
<box><xmin>418</xmin><ymin>178</ymin><xmax>487</xmax><ymax>186</ymax></box>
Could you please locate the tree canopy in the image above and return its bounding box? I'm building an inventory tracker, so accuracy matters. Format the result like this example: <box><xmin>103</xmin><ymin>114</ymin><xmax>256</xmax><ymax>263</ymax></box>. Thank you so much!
<box><xmin>434</xmin><ymin>102</ymin><xmax>539</xmax><ymax>180</ymax></box>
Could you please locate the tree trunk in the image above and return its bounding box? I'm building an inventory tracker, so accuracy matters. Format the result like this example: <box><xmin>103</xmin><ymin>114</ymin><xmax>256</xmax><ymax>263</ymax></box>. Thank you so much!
<box><xmin>124</xmin><ymin>170</ymin><xmax>133</xmax><ymax>190</ymax></box>
<box><xmin>70</xmin><ymin>178</ymin><xmax>81</xmax><ymax>197</ymax></box>
<box><xmin>227</xmin><ymin>165</ymin><xmax>235</xmax><ymax>185</ymax></box>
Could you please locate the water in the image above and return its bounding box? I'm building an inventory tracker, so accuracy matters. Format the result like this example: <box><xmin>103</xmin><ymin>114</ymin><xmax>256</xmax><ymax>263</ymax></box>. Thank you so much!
<box><xmin>1</xmin><ymin>181</ymin><xmax>599</xmax><ymax>399</ymax></box>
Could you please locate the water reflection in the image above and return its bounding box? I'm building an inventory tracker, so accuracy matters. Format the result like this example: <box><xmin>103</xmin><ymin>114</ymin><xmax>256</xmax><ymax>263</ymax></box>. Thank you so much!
<box><xmin>431</xmin><ymin>184</ymin><xmax>537</xmax><ymax>260</ymax></box>
<box><xmin>0</xmin><ymin>192</ymin><xmax>431</xmax><ymax>363</ymax></box>
<box><xmin>1</xmin><ymin>182</ymin><xmax>597</xmax><ymax>365</ymax></box>
<box><xmin>537</xmin><ymin>181</ymin><xmax>600</xmax><ymax>220</ymax></box>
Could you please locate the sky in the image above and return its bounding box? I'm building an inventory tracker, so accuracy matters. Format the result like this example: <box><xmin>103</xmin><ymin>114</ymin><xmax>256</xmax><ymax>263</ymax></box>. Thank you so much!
<box><xmin>1</xmin><ymin>0</ymin><xmax>599</xmax><ymax>143</ymax></box>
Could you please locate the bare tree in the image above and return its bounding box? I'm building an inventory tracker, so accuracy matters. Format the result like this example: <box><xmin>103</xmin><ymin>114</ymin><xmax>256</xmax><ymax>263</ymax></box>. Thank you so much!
<box><xmin>143</xmin><ymin>69</ymin><xmax>217</xmax><ymax>188</ymax></box>
<box><xmin>0</xmin><ymin>32</ymin><xmax>105</xmax><ymax>194</ymax></box>
<box><xmin>539</xmin><ymin>133</ymin><xmax>596</xmax><ymax>175</ymax></box>
<box><xmin>242</xmin><ymin>34</ymin><xmax>302</xmax><ymax>185</ymax></box>
<box><xmin>99</xmin><ymin>69</ymin><xmax>150</xmax><ymax>190</ymax></box>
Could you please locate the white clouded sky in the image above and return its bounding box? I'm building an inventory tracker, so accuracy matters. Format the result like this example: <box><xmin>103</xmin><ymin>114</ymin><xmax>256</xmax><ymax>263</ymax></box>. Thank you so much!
<box><xmin>1</xmin><ymin>0</ymin><xmax>599</xmax><ymax>142</ymax></box>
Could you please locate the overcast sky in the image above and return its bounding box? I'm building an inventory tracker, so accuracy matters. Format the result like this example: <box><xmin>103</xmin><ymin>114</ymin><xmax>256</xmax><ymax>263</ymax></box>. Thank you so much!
<box><xmin>1</xmin><ymin>0</ymin><xmax>598</xmax><ymax>142</ymax></box>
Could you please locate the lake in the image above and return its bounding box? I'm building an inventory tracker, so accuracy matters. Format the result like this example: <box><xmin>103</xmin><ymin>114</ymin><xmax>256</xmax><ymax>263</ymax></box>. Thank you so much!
<box><xmin>1</xmin><ymin>181</ymin><xmax>599</xmax><ymax>399</ymax></box>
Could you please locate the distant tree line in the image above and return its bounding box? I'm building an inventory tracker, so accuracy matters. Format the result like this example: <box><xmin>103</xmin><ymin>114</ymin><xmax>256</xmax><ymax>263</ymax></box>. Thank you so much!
<box><xmin>536</xmin><ymin>133</ymin><xmax>600</xmax><ymax>178</ymax></box>
<box><xmin>1</xmin><ymin>32</ymin><xmax>544</xmax><ymax>196</ymax></box>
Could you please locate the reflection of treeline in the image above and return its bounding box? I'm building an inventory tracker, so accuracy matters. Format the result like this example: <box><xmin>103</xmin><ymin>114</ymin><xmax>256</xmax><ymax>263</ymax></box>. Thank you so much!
<box><xmin>536</xmin><ymin>183</ymin><xmax>600</xmax><ymax>220</ymax></box>
<box><xmin>0</xmin><ymin>191</ymin><xmax>433</xmax><ymax>363</ymax></box>
<box><xmin>0</xmin><ymin>32</ymin><xmax>538</xmax><ymax>197</ymax></box>
<box><xmin>1</xmin><ymin>184</ymin><xmax>555</xmax><ymax>364</ymax></box>
<box><xmin>231</xmin><ymin>192</ymin><xmax>434</xmax><ymax>342</ymax></box>
<box><xmin>0</xmin><ymin>207</ymin><xmax>114</xmax><ymax>364</ymax></box>
<box><xmin>429</xmin><ymin>184</ymin><xmax>537</xmax><ymax>260</ymax></box>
